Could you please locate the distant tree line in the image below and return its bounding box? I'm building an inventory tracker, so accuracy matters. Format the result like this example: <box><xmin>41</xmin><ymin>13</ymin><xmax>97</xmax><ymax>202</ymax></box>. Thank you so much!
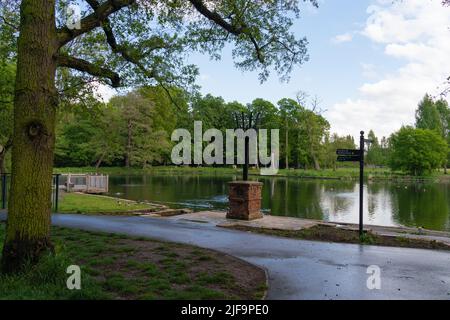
<box><xmin>51</xmin><ymin>87</ymin><xmax>361</xmax><ymax>171</ymax></box>
<box><xmin>1</xmin><ymin>61</ymin><xmax>448</xmax><ymax>175</ymax></box>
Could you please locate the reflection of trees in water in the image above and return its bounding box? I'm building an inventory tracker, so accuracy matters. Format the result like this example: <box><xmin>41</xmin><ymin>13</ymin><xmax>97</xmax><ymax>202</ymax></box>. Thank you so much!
<box><xmin>321</xmin><ymin>180</ymin><xmax>354</xmax><ymax>192</ymax></box>
<box><xmin>389</xmin><ymin>183</ymin><xmax>449</xmax><ymax>231</ymax></box>
<box><xmin>109</xmin><ymin>175</ymin><xmax>450</xmax><ymax>231</ymax></box>
<box><xmin>261</xmin><ymin>178</ymin><xmax>329</xmax><ymax>219</ymax></box>
<box><xmin>367</xmin><ymin>182</ymin><xmax>388</xmax><ymax>219</ymax></box>
<box><xmin>319</xmin><ymin>182</ymin><xmax>355</xmax><ymax>221</ymax></box>
<box><xmin>110</xmin><ymin>174</ymin><xmax>234</xmax><ymax>205</ymax></box>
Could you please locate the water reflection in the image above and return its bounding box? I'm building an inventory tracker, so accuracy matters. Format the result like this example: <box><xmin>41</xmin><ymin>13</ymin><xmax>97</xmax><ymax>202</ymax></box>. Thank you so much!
<box><xmin>108</xmin><ymin>174</ymin><xmax>450</xmax><ymax>231</ymax></box>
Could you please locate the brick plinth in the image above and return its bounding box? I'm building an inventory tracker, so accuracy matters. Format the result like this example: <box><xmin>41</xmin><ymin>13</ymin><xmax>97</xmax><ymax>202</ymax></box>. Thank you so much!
<box><xmin>227</xmin><ymin>181</ymin><xmax>263</xmax><ymax>220</ymax></box>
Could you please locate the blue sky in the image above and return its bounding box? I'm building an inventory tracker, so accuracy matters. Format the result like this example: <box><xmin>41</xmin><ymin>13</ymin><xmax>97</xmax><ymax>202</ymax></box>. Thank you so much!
<box><xmin>186</xmin><ymin>0</ymin><xmax>450</xmax><ymax>139</ymax></box>
<box><xmin>189</xmin><ymin>0</ymin><xmax>376</xmax><ymax>106</ymax></box>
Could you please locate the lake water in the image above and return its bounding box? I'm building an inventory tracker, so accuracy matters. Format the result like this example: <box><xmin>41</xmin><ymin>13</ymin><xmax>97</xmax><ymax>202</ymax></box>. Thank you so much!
<box><xmin>108</xmin><ymin>174</ymin><xmax>450</xmax><ymax>232</ymax></box>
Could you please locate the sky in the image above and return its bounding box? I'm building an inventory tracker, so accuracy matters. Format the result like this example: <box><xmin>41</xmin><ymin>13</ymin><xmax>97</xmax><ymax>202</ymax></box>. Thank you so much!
<box><xmin>99</xmin><ymin>0</ymin><xmax>450</xmax><ymax>140</ymax></box>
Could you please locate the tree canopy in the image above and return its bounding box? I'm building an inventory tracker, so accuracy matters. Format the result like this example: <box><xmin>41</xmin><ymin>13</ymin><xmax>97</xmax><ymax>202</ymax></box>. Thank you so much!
<box><xmin>389</xmin><ymin>126</ymin><xmax>447</xmax><ymax>176</ymax></box>
<box><xmin>1</xmin><ymin>0</ymin><xmax>319</xmax><ymax>91</ymax></box>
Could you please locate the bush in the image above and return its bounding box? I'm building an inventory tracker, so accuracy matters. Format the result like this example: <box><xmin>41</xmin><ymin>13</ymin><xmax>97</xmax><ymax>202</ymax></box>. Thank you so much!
<box><xmin>389</xmin><ymin>126</ymin><xmax>448</xmax><ymax>176</ymax></box>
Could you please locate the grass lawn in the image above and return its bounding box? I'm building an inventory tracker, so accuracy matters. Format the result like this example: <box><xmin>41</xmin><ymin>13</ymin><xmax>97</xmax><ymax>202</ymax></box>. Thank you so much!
<box><xmin>59</xmin><ymin>193</ymin><xmax>158</xmax><ymax>214</ymax></box>
<box><xmin>222</xmin><ymin>225</ymin><xmax>450</xmax><ymax>251</ymax></box>
<box><xmin>0</xmin><ymin>223</ymin><xmax>267</xmax><ymax>300</ymax></box>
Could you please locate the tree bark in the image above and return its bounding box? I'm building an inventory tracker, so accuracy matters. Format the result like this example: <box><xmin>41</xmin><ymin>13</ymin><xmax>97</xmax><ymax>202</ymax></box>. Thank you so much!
<box><xmin>95</xmin><ymin>153</ymin><xmax>105</xmax><ymax>171</ymax></box>
<box><xmin>312</xmin><ymin>155</ymin><xmax>321</xmax><ymax>171</ymax></box>
<box><xmin>1</xmin><ymin>0</ymin><xmax>58</xmax><ymax>273</ymax></box>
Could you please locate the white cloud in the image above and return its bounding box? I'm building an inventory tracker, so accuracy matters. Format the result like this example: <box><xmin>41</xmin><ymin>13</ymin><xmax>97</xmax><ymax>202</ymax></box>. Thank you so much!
<box><xmin>331</xmin><ymin>32</ymin><xmax>353</xmax><ymax>44</ymax></box>
<box><xmin>327</xmin><ymin>0</ymin><xmax>450</xmax><ymax>139</ymax></box>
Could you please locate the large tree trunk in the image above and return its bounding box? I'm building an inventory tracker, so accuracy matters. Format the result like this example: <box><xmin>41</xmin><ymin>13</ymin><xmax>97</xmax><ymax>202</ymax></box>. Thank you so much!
<box><xmin>1</xmin><ymin>0</ymin><xmax>58</xmax><ymax>273</ymax></box>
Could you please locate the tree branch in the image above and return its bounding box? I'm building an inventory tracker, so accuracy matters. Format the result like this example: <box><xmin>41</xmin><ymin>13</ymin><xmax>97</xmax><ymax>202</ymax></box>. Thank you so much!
<box><xmin>0</xmin><ymin>15</ymin><xmax>19</xmax><ymax>31</ymax></box>
<box><xmin>189</xmin><ymin>0</ymin><xmax>245</xmax><ymax>35</ymax></box>
<box><xmin>188</xmin><ymin>0</ymin><xmax>264</xmax><ymax>62</ymax></box>
<box><xmin>85</xmin><ymin>0</ymin><xmax>157</xmax><ymax>79</ymax></box>
<box><xmin>56</xmin><ymin>54</ymin><xmax>121</xmax><ymax>87</ymax></box>
<box><xmin>57</xmin><ymin>0</ymin><xmax>136</xmax><ymax>47</ymax></box>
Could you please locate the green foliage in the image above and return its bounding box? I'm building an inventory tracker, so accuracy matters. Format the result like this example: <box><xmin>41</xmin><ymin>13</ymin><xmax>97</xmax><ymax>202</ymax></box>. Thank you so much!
<box><xmin>250</xmin><ymin>98</ymin><xmax>278</xmax><ymax>129</ymax></box>
<box><xmin>192</xmin><ymin>94</ymin><xmax>234</xmax><ymax>130</ymax></box>
<box><xmin>366</xmin><ymin>130</ymin><xmax>388</xmax><ymax>167</ymax></box>
<box><xmin>48</xmin><ymin>0</ymin><xmax>319</xmax><ymax>91</ymax></box>
<box><xmin>55</xmin><ymin>113</ymin><xmax>101</xmax><ymax>167</ymax></box>
<box><xmin>276</xmin><ymin>97</ymin><xmax>330</xmax><ymax>169</ymax></box>
<box><xmin>55</xmin><ymin>86</ymin><xmax>182</xmax><ymax>168</ymax></box>
<box><xmin>110</xmin><ymin>90</ymin><xmax>171</xmax><ymax>168</ymax></box>
<box><xmin>416</xmin><ymin>94</ymin><xmax>443</xmax><ymax>134</ymax></box>
<box><xmin>414</xmin><ymin>94</ymin><xmax>450</xmax><ymax>169</ymax></box>
<box><xmin>0</xmin><ymin>62</ymin><xmax>15</xmax><ymax>172</ymax></box>
<box><xmin>0</xmin><ymin>2</ymin><xmax>18</xmax><ymax>61</ymax></box>
<box><xmin>0</xmin><ymin>63</ymin><xmax>14</xmax><ymax>134</ymax></box>
<box><xmin>322</xmin><ymin>134</ymin><xmax>356</xmax><ymax>169</ymax></box>
<box><xmin>389</xmin><ymin>126</ymin><xmax>448</xmax><ymax>175</ymax></box>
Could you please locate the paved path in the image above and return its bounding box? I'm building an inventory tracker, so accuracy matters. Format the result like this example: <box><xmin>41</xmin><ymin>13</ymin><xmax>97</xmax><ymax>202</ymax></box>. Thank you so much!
<box><xmin>1</xmin><ymin>212</ymin><xmax>450</xmax><ymax>300</ymax></box>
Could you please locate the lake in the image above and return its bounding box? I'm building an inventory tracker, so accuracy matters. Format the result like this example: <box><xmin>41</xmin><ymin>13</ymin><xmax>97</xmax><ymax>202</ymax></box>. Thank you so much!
<box><xmin>108</xmin><ymin>174</ymin><xmax>450</xmax><ymax>232</ymax></box>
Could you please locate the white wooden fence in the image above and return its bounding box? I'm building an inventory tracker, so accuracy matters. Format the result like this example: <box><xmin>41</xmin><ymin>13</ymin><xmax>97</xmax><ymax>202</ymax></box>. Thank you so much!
<box><xmin>61</xmin><ymin>174</ymin><xmax>109</xmax><ymax>194</ymax></box>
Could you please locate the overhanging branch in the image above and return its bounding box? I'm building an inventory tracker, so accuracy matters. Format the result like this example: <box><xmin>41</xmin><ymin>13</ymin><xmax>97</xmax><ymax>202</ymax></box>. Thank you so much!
<box><xmin>188</xmin><ymin>0</ymin><xmax>264</xmax><ymax>62</ymax></box>
<box><xmin>86</xmin><ymin>0</ymin><xmax>156</xmax><ymax>79</ymax></box>
<box><xmin>56</xmin><ymin>54</ymin><xmax>121</xmax><ymax>88</ymax></box>
<box><xmin>189</xmin><ymin>0</ymin><xmax>244</xmax><ymax>35</ymax></box>
<box><xmin>0</xmin><ymin>15</ymin><xmax>19</xmax><ymax>31</ymax></box>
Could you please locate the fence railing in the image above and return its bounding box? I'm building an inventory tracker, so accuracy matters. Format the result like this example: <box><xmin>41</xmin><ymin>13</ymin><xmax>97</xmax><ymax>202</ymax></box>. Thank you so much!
<box><xmin>62</xmin><ymin>173</ymin><xmax>108</xmax><ymax>193</ymax></box>
<box><xmin>1</xmin><ymin>173</ymin><xmax>61</xmax><ymax>212</ymax></box>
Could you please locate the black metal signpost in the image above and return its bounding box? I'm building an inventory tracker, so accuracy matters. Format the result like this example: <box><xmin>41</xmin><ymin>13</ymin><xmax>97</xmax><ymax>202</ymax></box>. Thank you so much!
<box><xmin>336</xmin><ymin>131</ymin><xmax>365</xmax><ymax>237</ymax></box>
<box><xmin>233</xmin><ymin>111</ymin><xmax>261</xmax><ymax>181</ymax></box>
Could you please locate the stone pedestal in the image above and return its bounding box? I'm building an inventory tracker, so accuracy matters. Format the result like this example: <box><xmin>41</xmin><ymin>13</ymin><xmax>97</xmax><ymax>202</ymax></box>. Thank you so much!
<box><xmin>227</xmin><ymin>181</ymin><xmax>263</xmax><ymax>220</ymax></box>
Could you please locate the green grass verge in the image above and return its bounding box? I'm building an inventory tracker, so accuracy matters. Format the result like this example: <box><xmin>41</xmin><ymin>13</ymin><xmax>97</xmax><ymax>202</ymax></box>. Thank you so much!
<box><xmin>0</xmin><ymin>223</ymin><xmax>267</xmax><ymax>300</ymax></box>
<box><xmin>223</xmin><ymin>225</ymin><xmax>450</xmax><ymax>251</ymax></box>
<box><xmin>59</xmin><ymin>193</ymin><xmax>156</xmax><ymax>214</ymax></box>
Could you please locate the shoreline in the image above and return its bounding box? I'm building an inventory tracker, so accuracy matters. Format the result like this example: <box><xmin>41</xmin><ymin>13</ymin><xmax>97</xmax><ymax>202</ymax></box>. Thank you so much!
<box><xmin>160</xmin><ymin>210</ymin><xmax>450</xmax><ymax>251</ymax></box>
<box><xmin>53</xmin><ymin>166</ymin><xmax>450</xmax><ymax>183</ymax></box>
